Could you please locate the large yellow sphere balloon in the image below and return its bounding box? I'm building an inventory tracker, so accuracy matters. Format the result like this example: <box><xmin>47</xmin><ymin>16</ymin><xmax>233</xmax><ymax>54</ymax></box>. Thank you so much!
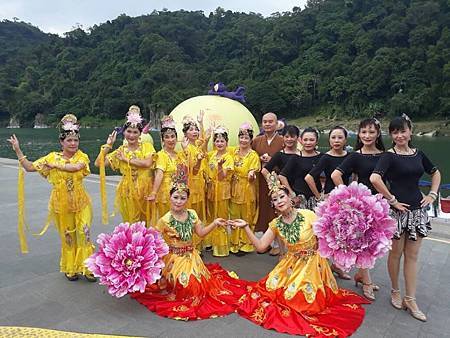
<box><xmin>170</xmin><ymin>95</ymin><xmax>259</xmax><ymax>148</ymax></box>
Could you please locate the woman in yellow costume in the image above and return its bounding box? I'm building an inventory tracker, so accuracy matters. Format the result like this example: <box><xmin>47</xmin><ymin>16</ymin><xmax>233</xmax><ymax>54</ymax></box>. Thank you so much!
<box><xmin>131</xmin><ymin>164</ymin><xmax>250</xmax><ymax>320</ymax></box>
<box><xmin>231</xmin><ymin>172</ymin><xmax>369</xmax><ymax>337</ymax></box>
<box><xmin>179</xmin><ymin>112</ymin><xmax>208</xmax><ymax>250</ymax></box>
<box><xmin>205</xmin><ymin>126</ymin><xmax>234</xmax><ymax>257</ymax></box>
<box><xmin>147</xmin><ymin>116</ymin><xmax>181</xmax><ymax>219</ymax></box>
<box><xmin>8</xmin><ymin>114</ymin><xmax>96</xmax><ymax>282</ymax></box>
<box><xmin>229</xmin><ymin>122</ymin><xmax>260</xmax><ymax>256</ymax></box>
<box><xmin>95</xmin><ymin>105</ymin><xmax>155</xmax><ymax>224</ymax></box>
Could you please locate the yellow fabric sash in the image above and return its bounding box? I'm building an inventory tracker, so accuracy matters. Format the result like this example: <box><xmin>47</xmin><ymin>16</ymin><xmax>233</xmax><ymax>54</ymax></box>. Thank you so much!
<box><xmin>99</xmin><ymin>146</ymin><xmax>108</xmax><ymax>224</ymax></box>
<box><xmin>17</xmin><ymin>163</ymin><xmax>28</xmax><ymax>254</ymax></box>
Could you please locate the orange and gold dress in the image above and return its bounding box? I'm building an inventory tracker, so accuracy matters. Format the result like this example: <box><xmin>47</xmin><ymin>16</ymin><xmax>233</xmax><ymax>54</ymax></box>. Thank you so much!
<box><xmin>131</xmin><ymin>209</ymin><xmax>249</xmax><ymax>320</ymax></box>
<box><xmin>238</xmin><ymin>209</ymin><xmax>368</xmax><ymax>337</ymax></box>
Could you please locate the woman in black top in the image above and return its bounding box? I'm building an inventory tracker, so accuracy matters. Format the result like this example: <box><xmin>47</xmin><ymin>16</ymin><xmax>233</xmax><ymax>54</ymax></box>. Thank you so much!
<box><xmin>370</xmin><ymin>115</ymin><xmax>440</xmax><ymax>322</ymax></box>
<box><xmin>331</xmin><ymin>118</ymin><xmax>385</xmax><ymax>302</ymax></box>
<box><xmin>305</xmin><ymin>126</ymin><xmax>352</xmax><ymax>280</ymax></box>
<box><xmin>261</xmin><ymin>125</ymin><xmax>300</xmax><ymax>181</ymax></box>
<box><xmin>279</xmin><ymin>127</ymin><xmax>322</xmax><ymax>210</ymax></box>
<box><xmin>306</xmin><ymin>126</ymin><xmax>350</xmax><ymax>198</ymax></box>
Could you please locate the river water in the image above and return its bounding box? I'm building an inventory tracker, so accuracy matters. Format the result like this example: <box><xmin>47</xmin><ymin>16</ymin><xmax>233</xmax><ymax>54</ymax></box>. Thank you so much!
<box><xmin>0</xmin><ymin>128</ymin><xmax>448</xmax><ymax>185</ymax></box>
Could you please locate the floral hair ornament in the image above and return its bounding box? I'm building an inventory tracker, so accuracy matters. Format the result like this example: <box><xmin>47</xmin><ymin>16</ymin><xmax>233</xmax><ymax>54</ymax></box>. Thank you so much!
<box><xmin>59</xmin><ymin>113</ymin><xmax>80</xmax><ymax>138</ymax></box>
<box><xmin>182</xmin><ymin>115</ymin><xmax>198</xmax><ymax>129</ymax></box>
<box><xmin>267</xmin><ymin>171</ymin><xmax>286</xmax><ymax>196</ymax></box>
<box><xmin>171</xmin><ymin>163</ymin><xmax>189</xmax><ymax>194</ymax></box>
<box><xmin>213</xmin><ymin>125</ymin><xmax>228</xmax><ymax>136</ymax></box>
<box><xmin>161</xmin><ymin>115</ymin><xmax>176</xmax><ymax>130</ymax></box>
<box><xmin>125</xmin><ymin>105</ymin><xmax>143</xmax><ymax>128</ymax></box>
<box><xmin>239</xmin><ymin>122</ymin><xmax>253</xmax><ymax>134</ymax></box>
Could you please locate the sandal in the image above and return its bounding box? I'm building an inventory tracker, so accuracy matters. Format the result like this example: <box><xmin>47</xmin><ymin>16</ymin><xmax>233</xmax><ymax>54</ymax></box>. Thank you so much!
<box><xmin>402</xmin><ymin>296</ymin><xmax>427</xmax><ymax>322</ymax></box>
<box><xmin>390</xmin><ymin>289</ymin><xmax>402</xmax><ymax>309</ymax></box>
<box><xmin>331</xmin><ymin>264</ymin><xmax>351</xmax><ymax>280</ymax></box>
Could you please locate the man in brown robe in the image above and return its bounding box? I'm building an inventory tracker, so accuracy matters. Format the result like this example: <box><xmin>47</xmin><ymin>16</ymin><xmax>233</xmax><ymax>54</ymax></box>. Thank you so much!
<box><xmin>252</xmin><ymin>112</ymin><xmax>284</xmax><ymax>255</ymax></box>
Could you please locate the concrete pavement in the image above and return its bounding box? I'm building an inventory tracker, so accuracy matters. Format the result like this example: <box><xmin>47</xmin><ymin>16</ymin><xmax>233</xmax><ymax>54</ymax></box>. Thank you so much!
<box><xmin>0</xmin><ymin>157</ymin><xmax>449</xmax><ymax>338</ymax></box>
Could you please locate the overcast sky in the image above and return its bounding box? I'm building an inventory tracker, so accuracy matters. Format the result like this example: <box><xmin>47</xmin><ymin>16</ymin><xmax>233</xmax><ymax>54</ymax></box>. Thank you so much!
<box><xmin>0</xmin><ymin>0</ymin><xmax>308</xmax><ymax>35</ymax></box>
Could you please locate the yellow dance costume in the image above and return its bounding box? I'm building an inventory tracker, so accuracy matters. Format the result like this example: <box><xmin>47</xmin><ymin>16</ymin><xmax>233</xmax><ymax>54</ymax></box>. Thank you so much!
<box><xmin>32</xmin><ymin>150</ymin><xmax>94</xmax><ymax>275</ymax></box>
<box><xmin>180</xmin><ymin>143</ymin><xmax>207</xmax><ymax>249</ymax></box>
<box><xmin>230</xmin><ymin>149</ymin><xmax>260</xmax><ymax>253</ymax></box>
<box><xmin>206</xmin><ymin>150</ymin><xmax>234</xmax><ymax>257</ymax></box>
<box><xmin>106</xmin><ymin>142</ymin><xmax>155</xmax><ymax>224</ymax></box>
<box><xmin>154</xmin><ymin>150</ymin><xmax>180</xmax><ymax>219</ymax></box>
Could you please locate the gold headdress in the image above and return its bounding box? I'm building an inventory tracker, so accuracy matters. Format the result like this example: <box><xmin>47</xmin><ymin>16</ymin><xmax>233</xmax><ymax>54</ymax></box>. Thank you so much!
<box><xmin>125</xmin><ymin>105</ymin><xmax>143</xmax><ymax>128</ymax></box>
<box><xmin>267</xmin><ymin>171</ymin><xmax>286</xmax><ymax>195</ymax></box>
<box><xmin>59</xmin><ymin>113</ymin><xmax>80</xmax><ymax>138</ymax></box>
<box><xmin>171</xmin><ymin>163</ymin><xmax>189</xmax><ymax>194</ymax></box>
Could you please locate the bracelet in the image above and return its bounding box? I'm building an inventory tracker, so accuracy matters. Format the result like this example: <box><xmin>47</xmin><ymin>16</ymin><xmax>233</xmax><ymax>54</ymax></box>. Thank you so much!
<box><xmin>428</xmin><ymin>193</ymin><xmax>437</xmax><ymax>201</ymax></box>
<box><xmin>18</xmin><ymin>155</ymin><xmax>27</xmax><ymax>162</ymax></box>
<box><xmin>429</xmin><ymin>191</ymin><xmax>438</xmax><ymax>197</ymax></box>
<box><xmin>388</xmin><ymin>196</ymin><xmax>398</xmax><ymax>206</ymax></box>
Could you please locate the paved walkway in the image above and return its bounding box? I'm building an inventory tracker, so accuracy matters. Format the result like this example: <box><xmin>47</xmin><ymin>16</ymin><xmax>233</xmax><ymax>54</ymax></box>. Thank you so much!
<box><xmin>0</xmin><ymin>158</ymin><xmax>449</xmax><ymax>338</ymax></box>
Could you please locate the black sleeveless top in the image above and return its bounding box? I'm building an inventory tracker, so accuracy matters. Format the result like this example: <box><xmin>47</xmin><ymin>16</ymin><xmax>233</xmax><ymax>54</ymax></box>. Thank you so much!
<box><xmin>373</xmin><ymin>149</ymin><xmax>437</xmax><ymax>210</ymax></box>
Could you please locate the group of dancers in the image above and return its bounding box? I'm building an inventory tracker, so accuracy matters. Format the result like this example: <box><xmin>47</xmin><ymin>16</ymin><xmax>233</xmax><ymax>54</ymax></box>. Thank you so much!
<box><xmin>8</xmin><ymin>106</ymin><xmax>440</xmax><ymax>337</ymax></box>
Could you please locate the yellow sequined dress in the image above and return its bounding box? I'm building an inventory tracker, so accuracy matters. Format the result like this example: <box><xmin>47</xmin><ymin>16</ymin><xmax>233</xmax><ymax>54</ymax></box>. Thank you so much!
<box><xmin>107</xmin><ymin>142</ymin><xmax>155</xmax><ymax>224</ymax></box>
<box><xmin>131</xmin><ymin>209</ymin><xmax>250</xmax><ymax>320</ymax></box>
<box><xmin>237</xmin><ymin>209</ymin><xmax>369</xmax><ymax>337</ymax></box>
<box><xmin>32</xmin><ymin>150</ymin><xmax>94</xmax><ymax>275</ymax></box>
<box><xmin>205</xmin><ymin>150</ymin><xmax>234</xmax><ymax>256</ymax></box>
<box><xmin>229</xmin><ymin>148</ymin><xmax>260</xmax><ymax>253</ymax></box>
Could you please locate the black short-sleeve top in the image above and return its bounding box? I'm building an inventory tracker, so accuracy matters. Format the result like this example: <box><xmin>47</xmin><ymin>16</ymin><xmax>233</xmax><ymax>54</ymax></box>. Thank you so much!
<box><xmin>336</xmin><ymin>151</ymin><xmax>383</xmax><ymax>194</ymax></box>
<box><xmin>373</xmin><ymin>150</ymin><xmax>437</xmax><ymax>210</ymax></box>
<box><xmin>309</xmin><ymin>153</ymin><xmax>351</xmax><ymax>193</ymax></box>
<box><xmin>265</xmin><ymin>151</ymin><xmax>299</xmax><ymax>185</ymax></box>
<box><xmin>281</xmin><ymin>152</ymin><xmax>323</xmax><ymax>198</ymax></box>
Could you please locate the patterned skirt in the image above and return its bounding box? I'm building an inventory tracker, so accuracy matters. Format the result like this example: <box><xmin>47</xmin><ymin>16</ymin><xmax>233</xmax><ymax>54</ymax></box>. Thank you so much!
<box><xmin>390</xmin><ymin>207</ymin><xmax>431</xmax><ymax>241</ymax></box>
<box><xmin>298</xmin><ymin>195</ymin><xmax>319</xmax><ymax>211</ymax></box>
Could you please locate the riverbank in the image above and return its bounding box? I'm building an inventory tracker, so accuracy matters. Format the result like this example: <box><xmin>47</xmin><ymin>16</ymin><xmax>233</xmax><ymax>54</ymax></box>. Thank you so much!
<box><xmin>290</xmin><ymin>116</ymin><xmax>450</xmax><ymax>136</ymax></box>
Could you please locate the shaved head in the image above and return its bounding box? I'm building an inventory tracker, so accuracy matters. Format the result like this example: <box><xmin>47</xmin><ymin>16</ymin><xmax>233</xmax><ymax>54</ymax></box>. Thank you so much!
<box><xmin>263</xmin><ymin>112</ymin><xmax>277</xmax><ymax>121</ymax></box>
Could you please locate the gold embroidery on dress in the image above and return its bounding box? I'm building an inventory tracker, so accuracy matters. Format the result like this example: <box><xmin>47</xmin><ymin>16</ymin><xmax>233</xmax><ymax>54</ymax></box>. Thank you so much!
<box><xmin>281</xmin><ymin>308</ymin><xmax>291</xmax><ymax>317</ymax></box>
<box><xmin>217</xmin><ymin>289</ymin><xmax>233</xmax><ymax>296</ymax></box>
<box><xmin>191</xmin><ymin>297</ymin><xmax>200</xmax><ymax>306</ymax></box>
<box><xmin>166</xmin><ymin>294</ymin><xmax>176</xmax><ymax>301</ymax></box>
<box><xmin>343</xmin><ymin>303</ymin><xmax>359</xmax><ymax>310</ymax></box>
<box><xmin>172</xmin><ymin>305</ymin><xmax>189</xmax><ymax>312</ymax></box>
<box><xmin>66</xmin><ymin>178</ymin><xmax>74</xmax><ymax>192</ymax></box>
<box><xmin>238</xmin><ymin>294</ymin><xmax>247</xmax><ymax>304</ymax></box>
<box><xmin>250</xmin><ymin>306</ymin><xmax>266</xmax><ymax>324</ymax></box>
<box><xmin>311</xmin><ymin>325</ymin><xmax>339</xmax><ymax>336</ymax></box>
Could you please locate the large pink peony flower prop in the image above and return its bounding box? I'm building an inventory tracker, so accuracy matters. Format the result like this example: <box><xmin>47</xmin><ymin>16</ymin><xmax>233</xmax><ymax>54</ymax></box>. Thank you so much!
<box><xmin>85</xmin><ymin>221</ymin><xmax>169</xmax><ymax>298</ymax></box>
<box><xmin>313</xmin><ymin>182</ymin><xmax>396</xmax><ymax>271</ymax></box>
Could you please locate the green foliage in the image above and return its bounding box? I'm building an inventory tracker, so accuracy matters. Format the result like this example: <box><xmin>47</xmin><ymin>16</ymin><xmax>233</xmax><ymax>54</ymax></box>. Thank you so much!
<box><xmin>1</xmin><ymin>0</ymin><xmax>450</xmax><ymax>126</ymax></box>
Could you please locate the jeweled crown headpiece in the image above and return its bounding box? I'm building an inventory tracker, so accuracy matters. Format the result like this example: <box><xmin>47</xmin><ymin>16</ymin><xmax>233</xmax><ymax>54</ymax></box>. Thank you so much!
<box><xmin>267</xmin><ymin>171</ymin><xmax>286</xmax><ymax>195</ymax></box>
<box><xmin>59</xmin><ymin>113</ymin><xmax>80</xmax><ymax>139</ymax></box>
<box><xmin>125</xmin><ymin>105</ymin><xmax>143</xmax><ymax>128</ymax></box>
<box><xmin>171</xmin><ymin>163</ymin><xmax>189</xmax><ymax>194</ymax></box>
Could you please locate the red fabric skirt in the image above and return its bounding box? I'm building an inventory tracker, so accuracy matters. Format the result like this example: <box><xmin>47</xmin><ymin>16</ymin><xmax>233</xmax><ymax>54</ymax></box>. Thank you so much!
<box><xmin>131</xmin><ymin>263</ymin><xmax>249</xmax><ymax>320</ymax></box>
<box><xmin>237</xmin><ymin>276</ymin><xmax>370</xmax><ymax>337</ymax></box>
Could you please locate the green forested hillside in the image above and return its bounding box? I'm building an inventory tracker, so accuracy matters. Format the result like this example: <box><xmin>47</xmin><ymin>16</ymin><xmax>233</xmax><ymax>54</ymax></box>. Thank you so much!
<box><xmin>1</xmin><ymin>0</ymin><xmax>449</xmax><ymax>126</ymax></box>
